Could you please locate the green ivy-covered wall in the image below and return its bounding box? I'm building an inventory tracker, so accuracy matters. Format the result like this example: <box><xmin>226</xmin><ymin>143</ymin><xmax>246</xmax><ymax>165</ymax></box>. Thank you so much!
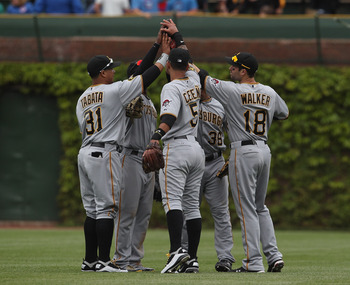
<box><xmin>0</xmin><ymin>62</ymin><xmax>349</xmax><ymax>229</ymax></box>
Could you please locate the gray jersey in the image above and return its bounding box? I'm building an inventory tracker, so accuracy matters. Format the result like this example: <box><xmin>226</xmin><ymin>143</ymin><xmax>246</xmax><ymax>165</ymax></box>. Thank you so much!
<box><xmin>160</xmin><ymin>68</ymin><xmax>201</xmax><ymax>141</ymax></box>
<box><xmin>123</xmin><ymin>94</ymin><xmax>157</xmax><ymax>150</ymax></box>
<box><xmin>205</xmin><ymin>76</ymin><xmax>289</xmax><ymax>142</ymax></box>
<box><xmin>198</xmin><ymin>97</ymin><xmax>226</xmax><ymax>156</ymax></box>
<box><xmin>76</xmin><ymin>76</ymin><xmax>143</xmax><ymax>148</ymax></box>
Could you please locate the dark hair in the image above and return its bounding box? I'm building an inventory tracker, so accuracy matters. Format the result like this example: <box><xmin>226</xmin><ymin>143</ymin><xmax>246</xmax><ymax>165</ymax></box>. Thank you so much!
<box><xmin>233</xmin><ymin>63</ymin><xmax>256</xmax><ymax>78</ymax></box>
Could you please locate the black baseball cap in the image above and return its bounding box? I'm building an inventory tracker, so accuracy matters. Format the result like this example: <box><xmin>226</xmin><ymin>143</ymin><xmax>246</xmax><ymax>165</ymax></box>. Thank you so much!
<box><xmin>168</xmin><ymin>48</ymin><xmax>190</xmax><ymax>68</ymax></box>
<box><xmin>87</xmin><ymin>55</ymin><xmax>121</xmax><ymax>78</ymax></box>
<box><xmin>225</xmin><ymin>52</ymin><xmax>258</xmax><ymax>73</ymax></box>
<box><xmin>127</xmin><ymin>59</ymin><xmax>142</xmax><ymax>77</ymax></box>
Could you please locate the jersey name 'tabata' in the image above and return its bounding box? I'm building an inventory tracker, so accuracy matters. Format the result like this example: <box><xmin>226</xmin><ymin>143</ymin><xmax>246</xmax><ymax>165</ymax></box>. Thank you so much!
<box><xmin>241</xmin><ymin>93</ymin><xmax>270</xmax><ymax>107</ymax></box>
<box><xmin>199</xmin><ymin>110</ymin><xmax>222</xmax><ymax>127</ymax></box>
<box><xmin>182</xmin><ymin>86</ymin><xmax>200</xmax><ymax>104</ymax></box>
<box><xmin>81</xmin><ymin>92</ymin><xmax>104</xmax><ymax>108</ymax></box>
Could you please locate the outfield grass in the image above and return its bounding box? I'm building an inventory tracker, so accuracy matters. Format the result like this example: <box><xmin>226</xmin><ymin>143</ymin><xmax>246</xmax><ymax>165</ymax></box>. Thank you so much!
<box><xmin>0</xmin><ymin>228</ymin><xmax>349</xmax><ymax>284</ymax></box>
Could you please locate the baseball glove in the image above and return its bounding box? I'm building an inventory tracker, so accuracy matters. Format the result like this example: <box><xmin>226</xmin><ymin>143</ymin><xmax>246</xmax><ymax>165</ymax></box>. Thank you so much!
<box><xmin>125</xmin><ymin>95</ymin><xmax>144</xmax><ymax>118</ymax></box>
<box><xmin>142</xmin><ymin>142</ymin><xmax>164</xmax><ymax>173</ymax></box>
<box><xmin>216</xmin><ymin>160</ymin><xmax>229</xmax><ymax>178</ymax></box>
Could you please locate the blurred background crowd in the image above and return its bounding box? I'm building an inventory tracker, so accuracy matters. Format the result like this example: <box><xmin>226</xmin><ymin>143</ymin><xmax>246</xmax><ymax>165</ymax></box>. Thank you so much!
<box><xmin>0</xmin><ymin>0</ymin><xmax>345</xmax><ymax>17</ymax></box>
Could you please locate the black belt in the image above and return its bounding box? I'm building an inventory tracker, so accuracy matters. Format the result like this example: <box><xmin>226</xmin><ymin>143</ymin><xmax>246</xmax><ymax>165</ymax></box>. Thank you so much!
<box><xmin>205</xmin><ymin>151</ymin><xmax>222</xmax><ymax>162</ymax></box>
<box><xmin>174</xmin><ymin>135</ymin><xmax>198</xmax><ymax>141</ymax></box>
<box><xmin>241</xmin><ymin>140</ymin><xmax>267</xmax><ymax>146</ymax></box>
<box><xmin>91</xmin><ymin>142</ymin><xmax>123</xmax><ymax>153</ymax></box>
<box><xmin>131</xmin><ymin>150</ymin><xmax>139</xmax><ymax>155</ymax></box>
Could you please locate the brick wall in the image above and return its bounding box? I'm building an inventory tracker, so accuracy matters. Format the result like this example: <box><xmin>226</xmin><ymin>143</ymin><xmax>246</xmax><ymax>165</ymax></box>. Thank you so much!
<box><xmin>1</xmin><ymin>36</ymin><xmax>349</xmax><ymax>65</ymax></box>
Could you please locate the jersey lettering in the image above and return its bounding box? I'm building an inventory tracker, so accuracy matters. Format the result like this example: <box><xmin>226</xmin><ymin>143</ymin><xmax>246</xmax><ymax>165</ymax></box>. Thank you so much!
<box><xmin>85</xmin><ymin>107</ymin><xmax>103</xmax><ymax>135</ymax></box>
<box><xmin>208</xmin><ymin>131</ymin><xmax>223</xmax><ymax>146</ymax></box>
<box><xmin>182</xmin><ymin>86</ymin><xmax>200</xmax><ymax>104</ymax></box>
<box><xmin>189</xmin><ymin>102</ymin><xmax>199</xmax><ymax>127</ymax></box>
<box><xmin>80</xmin><ymin>92</ymin><xmax>104</xmax><ymax>109</ymax></box>
<box><xmin>199</xmin><ymin>110</ymin><xmax>222</xmax><ymax>127</ymax></box>
<box><xmin>244</xmin><ymin>109</ymin><xmax>267</xmax><ymax>136</ymax></box>
<box><xmin>241</xmin><ymin>93</ymin><xmax>270</xmax><ymax>107</ymax></box>
<box><xmin>144</xmin><ymin>104</ymin><xmax>157</xmax><ymax>118</ymax></box>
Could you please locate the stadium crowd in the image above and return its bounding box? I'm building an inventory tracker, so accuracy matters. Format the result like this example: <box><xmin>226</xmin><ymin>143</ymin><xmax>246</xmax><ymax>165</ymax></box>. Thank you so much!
<box><xmin>0</xmin><ymin>0</ymin><xmax>342</xmax><ymax>16</ymax></box>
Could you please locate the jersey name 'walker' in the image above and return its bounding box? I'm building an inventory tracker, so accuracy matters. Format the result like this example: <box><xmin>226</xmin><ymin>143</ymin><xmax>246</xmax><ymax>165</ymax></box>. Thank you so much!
<box><xmin>205</xmin><ymin>77</ymin><xmax>289</xmax><ymax>142</ymax></box>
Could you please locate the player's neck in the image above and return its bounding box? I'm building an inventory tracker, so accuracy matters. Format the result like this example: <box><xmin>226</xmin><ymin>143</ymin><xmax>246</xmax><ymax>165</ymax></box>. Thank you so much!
<box><xmin>240</xmin><ymin>76</ymin><xmax>257</xmax><ymax>85</ymax></box>
<box><xmin>170</xmin><ymin>70</ymin><xmax>187</xmax><ymax>81</ymax></box>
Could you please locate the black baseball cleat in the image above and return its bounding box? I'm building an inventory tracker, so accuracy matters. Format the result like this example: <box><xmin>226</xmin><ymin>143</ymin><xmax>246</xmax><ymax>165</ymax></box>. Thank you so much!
<box><xmin>267</xmin><ymin>259</ymin><xmax>284</xmax><ymax>272</ymax></box>
<box><xmin>160</xmin><ymin>247</ymin><xmax>190</xmax><ymax>273</ymax></box>
<box><xmin>177</xmin><ymin>258</ymin><xmax>199</xmax><ymax>273</ymax></box>
<box><xmin>81</xmin><ymin>259</ymin><xmax>97</xmax><ymax>272</ymax></box>
<box><xmin>215</xmin><ymin>259</ymin><xmax>233</xmax><ymax>272</ymax></box>
<box><xmin>231</xmin><ymin>266</ymin><xmax>264</xmax><ymax>273</ymax></box>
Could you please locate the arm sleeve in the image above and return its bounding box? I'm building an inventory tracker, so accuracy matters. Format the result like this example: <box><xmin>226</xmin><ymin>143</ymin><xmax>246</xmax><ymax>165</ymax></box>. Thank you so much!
<box><xmin>160</xmin><ymin>114</ymin><xmax>176</xmax><ymax>129</ymax></box>
<box><xmin>198</xmin><ymin>68</ymin><xmax>209</xmax><ymax>88</ymax></box>
<box><xmin>133</xmin><ymin>43</ymin><xmax>160</xmax><ymax>76</ymax></box>
<box><xmin>141</xmin><ymin>65</ymin><xmax>161</xmax><ymax>90</ymax></box>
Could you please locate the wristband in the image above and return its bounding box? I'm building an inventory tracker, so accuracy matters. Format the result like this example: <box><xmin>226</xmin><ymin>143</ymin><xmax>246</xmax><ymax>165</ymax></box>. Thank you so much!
<box><xmin>151</xmin><ymin>128</ymin><xmax>166</xmax><ymax>140</ymax></box>
<box><xmin>171</xmin><ymin>32</ymin><xmax>185</xmax><ymax>47</ymax></box>
<box><xmin>156</xmin><ymin>53</ymin><xmax>169</xmax><ymax>68</ymax></box>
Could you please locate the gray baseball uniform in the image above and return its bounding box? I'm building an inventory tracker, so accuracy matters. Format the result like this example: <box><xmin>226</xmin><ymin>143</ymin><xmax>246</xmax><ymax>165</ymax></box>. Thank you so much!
<box><xmin>182</xmin><ymin>96</ymin><xmax>235</xmax><ymax>264</ymax></box>
<box><xmin>159</xmin><ymin>68</ymin><xmax>205</xmax><ymax>220</ymax></box>
<box><xmin>204</xmin><ymin>76</ymin><xmax>289</xmax><ymax>272</ymax></box>
<box><xmin>76</xmin><ymin>76</ymin><xmax>143</xmax><ymax>220</ymax></box>
<box><xmin>113</xmin><ymin>94</ymin><xmax>157</xmax><ymax>269</ymax></box>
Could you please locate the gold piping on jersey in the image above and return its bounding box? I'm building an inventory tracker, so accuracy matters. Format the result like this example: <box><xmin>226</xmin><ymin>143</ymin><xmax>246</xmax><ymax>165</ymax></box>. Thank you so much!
<box><xmin>114</xmin><ymin>155</ymin><xmax>125</xmax><ymax>260</ymax></box>
<box><xmin>234</xmin><ymin>149</ymin><xmax>250</xmax><ymax>270</ymax></box>
<box><xmin>108</xmin><ymin>152</ymin><xmax>116</xmax><ymax>217</ymax></box>
<box><xmin>165</xmin><ymin>144</ymin><xmax>171</xmax><ymax>211</ymax></box>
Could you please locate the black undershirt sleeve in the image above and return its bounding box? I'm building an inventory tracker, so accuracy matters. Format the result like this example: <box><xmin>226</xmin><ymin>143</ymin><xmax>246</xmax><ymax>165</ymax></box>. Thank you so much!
<box><xmin>142</xmin><ymin>65</ymin><xmax>161</xmax><ymax>90</ymax></box>
<box><xmin>160</xmin><ymin>114</ymin><xmax>176</xmax><ymax>129</ymax></box>
<box><xmin>133</xmin><ymin>43</ymin><xmax>160</xmax><ymax>76</ymax></box>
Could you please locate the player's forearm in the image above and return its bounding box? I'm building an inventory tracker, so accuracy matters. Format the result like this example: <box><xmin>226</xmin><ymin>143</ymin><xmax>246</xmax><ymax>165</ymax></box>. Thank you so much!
<box><xmin>138</xmin><ymin>42</ymin><xmax>161</xmax><ymax>73</ymax></box>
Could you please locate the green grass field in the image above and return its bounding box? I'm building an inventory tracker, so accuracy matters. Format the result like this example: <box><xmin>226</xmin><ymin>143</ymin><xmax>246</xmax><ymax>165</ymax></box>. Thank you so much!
<box><xmin>0</xmin><ymin>228</ymin><xmax>349</xmax><ymax>284</ymax></box>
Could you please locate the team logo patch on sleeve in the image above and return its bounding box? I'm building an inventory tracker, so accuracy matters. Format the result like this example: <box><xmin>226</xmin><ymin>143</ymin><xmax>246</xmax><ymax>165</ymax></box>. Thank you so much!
<box><xmin>211</xmin><ymin>78</ymin><xmax>220</xmax><ymax>85</ymax></box>
<box><xmin>162</xmin><ymin>99</ymin><xmax>171</xmax><ymax>107</ymax></box>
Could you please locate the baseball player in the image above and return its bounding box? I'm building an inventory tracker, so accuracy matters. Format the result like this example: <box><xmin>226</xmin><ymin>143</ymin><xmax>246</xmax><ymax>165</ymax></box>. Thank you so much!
<box><xmin>146</xmin><ymin>19</ymin><xmax>204</xmax><ymax>275</ymax></box>
<box><xmin>112</xmin><ymin>30</ymin><xmax>170</xmax><ymax>272</ymax></box>
<box><xmin>181</xmin><ymin>89</ymin><xmax>236</xmax><ymax>272</ymax></box>
<box><xmin>77</xmin><ymin>45</ymin><xmax>169</xmax><ymax>272</ymax></box>
<box><xmin>197</xmin><ymin>52</ymin><xmax>289</xmax><ymax>273</ymax></box>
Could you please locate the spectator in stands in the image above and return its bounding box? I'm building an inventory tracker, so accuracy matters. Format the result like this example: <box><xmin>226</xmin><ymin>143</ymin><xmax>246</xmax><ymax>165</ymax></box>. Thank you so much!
<box><xmin>158</xmin><ymin>0</ymin><xmax>167</xmax><ymax>12</ymax></box>
<box><xmin>259</xmin><ymin>0</ymin><xmax>285</xmax><ymax>16</ymax></box>
<box><xmin>234</xmin><ymin>0</ymin><xmax>261</xmax><ymax>14</ymax></box>
<box><xmin>130</xmin><ymin>0</ymin><xmax>161</xmax><ymax>17</ymax></box>
<box><xmin>311</xmin><ymin>0</ymin><xmax>339</xmax><ymax>14</ymax></box>
<box><xmin>7</xmin><ymin>0</ymin><xmax>34</xmax><ymax>14</ymax></box>
<box><xmin>166</xmin><ymin>0</ymin><xmax>198</xmax><ymax>15</ymax></box>
<box><xmin>0</xmin><ymin>3</ymin><xmax>4</xmax><ymax>13</ymax></box>
<box><xmin>93</xmin><ymin>0</ymin><xmax>131</xmax><ymax>16</ymax></box>
<box><xmin>34</xmin><ymin>0</ymin><xmax>84</xmax><ymax>14</ymax></box>
<box><xmin>83</xmin><ymin>0</ymin><xmax>95</xmax><ymax>13</ymax></box>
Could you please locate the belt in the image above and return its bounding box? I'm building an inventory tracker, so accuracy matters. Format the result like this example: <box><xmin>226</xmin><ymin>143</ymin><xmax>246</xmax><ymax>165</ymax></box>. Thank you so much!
<box><xmin>230</xmin><ymin>140</ymin><xmax>267</xmax><ymax>149</ymax></box>
<box><xmin>91</xmin><ymin>142</ymin><xmax>123</xmax><ymax>153</ymax></box>
<box><xmin>205</xmin><ymin>151</ymin><xmax>222</xmax><ymax>162</ymax></box>
<box><xmin>174</xmin><ymin>135</ymin><xmax>198</xmax><ymax>141</ymax></box>
<box><xmin>131</xmin><ymin>150</ymin><xmax>144</xmax><ymax>156</ymax></box>
<box><xmin>241</xmin><ymin>140</ymin><xmax>266</xmax><ymax>146</ymax></box>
